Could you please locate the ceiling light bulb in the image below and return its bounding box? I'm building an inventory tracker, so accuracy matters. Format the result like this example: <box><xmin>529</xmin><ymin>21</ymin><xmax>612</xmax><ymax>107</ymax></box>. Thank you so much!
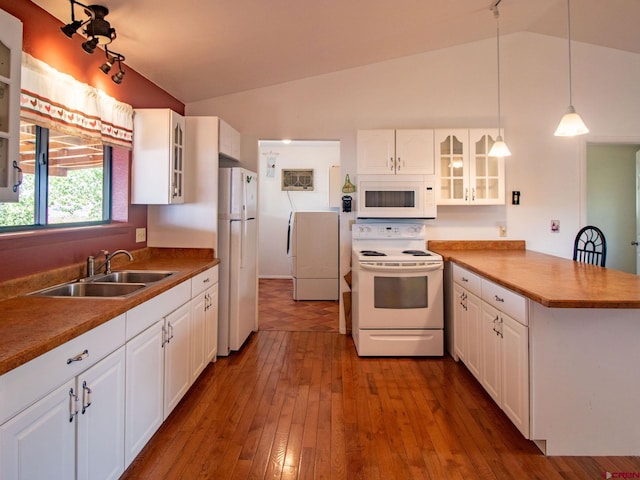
<box><xmin>488</xmin><ymin>135</ymin><xmax>512</xmax><ymax>158</ymax></box>
<box><xmin>554</xmin><ymin>105</ymin><xmax>589</xmax><ymax>136</ymax></box>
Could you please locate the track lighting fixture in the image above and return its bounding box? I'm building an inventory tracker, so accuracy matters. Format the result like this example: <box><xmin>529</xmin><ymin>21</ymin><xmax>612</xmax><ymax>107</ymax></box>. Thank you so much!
<box><xmin>60</xmin><ymin>0</ymin><xmax>126</xmax><ymax>84</ymax></box>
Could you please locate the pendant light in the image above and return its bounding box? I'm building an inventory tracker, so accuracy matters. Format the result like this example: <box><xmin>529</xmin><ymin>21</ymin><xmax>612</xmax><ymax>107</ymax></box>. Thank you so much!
<box><xmin>488</xmin><ymin>2</ymin><xmax>511</xmax><ymax>158</ymax></box>
<box><xmin>554</xmin><ymin>0</ymin><xmax>589</xmax><ymax>136</ymax></box>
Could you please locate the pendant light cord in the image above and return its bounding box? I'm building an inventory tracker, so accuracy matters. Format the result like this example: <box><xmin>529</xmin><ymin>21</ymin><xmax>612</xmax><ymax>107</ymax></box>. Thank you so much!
<box><xmin>566</xmin><ymin>0</ymin><xmax>574</xmax><ymax>106</ymax></box>
<box><xmin>493</xmin><ymin>4</ymin><xmax>503</xmax><ymax>134</ymax></box>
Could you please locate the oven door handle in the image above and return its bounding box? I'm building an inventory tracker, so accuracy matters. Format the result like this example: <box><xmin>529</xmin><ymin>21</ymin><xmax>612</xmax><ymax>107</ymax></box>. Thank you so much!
<box><xmin>360</xmin><ymin>263</ymin><xmax>443</xmax><ymax>272</ymax></box>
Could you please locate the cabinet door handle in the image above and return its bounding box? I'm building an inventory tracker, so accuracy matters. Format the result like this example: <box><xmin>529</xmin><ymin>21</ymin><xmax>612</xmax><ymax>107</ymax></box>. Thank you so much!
<box><xmin>389</xmin><ymin>157</ymin><xmax>395</xmax><ymax>171</ymax></box>
<box><xmin>67</xmin><ymin>349</ymin><xmax>89</xmax><ymax>364</ymax></box>
<box><xmin>397</xmin><ymin>157</ymin><xmax>402</xmax><ymax>172</ymax></box>
<box><xmin>632</xmin><ymin>241</ymin><xmax>639</xmax><ymax>246</ymax></box>
<box><xmin>464</xmin><ymin>188</ymin><xmax>469</xmax><ymax>201</ymax></box>
<box><xmin>168</xmin><ymin>322</ymin><xmax>175</xmax><ymax>342</ymax></box>
<box><xmin>69</xmin><ymin>388</ymin><xmax>79</xmax><ymax>422</ymax></box>
<box><xmin>162</xmin><ymin>324</ymin><xmax>168</xmax><ymax>347</ymax></box>
<box><xmin>81</xmin><ymin>381</ymin><xmax>92</xmax><ymax>414</ymax></box>
<box><xmin>472</xmin><ymin>188</ymin><xmax>476</xmax><ymax>201</ymax></box>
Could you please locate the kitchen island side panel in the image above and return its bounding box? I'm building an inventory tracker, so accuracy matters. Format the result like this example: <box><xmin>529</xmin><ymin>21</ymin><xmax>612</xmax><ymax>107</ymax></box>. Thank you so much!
<box><xmin>529</xmin><ymin>303</ymin><xmax>640</xmax><ymax>455</ymax></box>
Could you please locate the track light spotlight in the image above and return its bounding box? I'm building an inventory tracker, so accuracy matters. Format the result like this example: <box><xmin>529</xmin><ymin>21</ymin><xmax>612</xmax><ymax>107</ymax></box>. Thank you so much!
<box><xmin>81</xmin><ymin>37</ymin><xmax>99</xmax><ymax>54</ymax></box>
<box><xmin>111</xmin><ymin>69</ymin><xmax>125</xmax><ymax>84</ymax></box>
<box><xmin>60</xmin><ymin>19</ymin><xmax>83</xmax><ymax>38</ymax></box>
<box><xmin>60</xmin><ymin>0</ymin><xmax>127</xmax><ymax>83</ymax></box>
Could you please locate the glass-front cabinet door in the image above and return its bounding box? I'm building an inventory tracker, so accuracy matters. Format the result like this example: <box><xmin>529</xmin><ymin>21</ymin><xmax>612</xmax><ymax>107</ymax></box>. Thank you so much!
<box><xmin>470</xmin><ymin>129</ymin><xmax>505</xmax><ymax>205</ymax></box>
<box><xmin>0</xmin><ymin>10</ymin><xmax>22</xmax><ymax>202</ymax></box>
<box><xmin>435</xmin><ymin>129</ymin><xmax>469</xmax><ymax>205</ymax></box>
<box><xmin>172</xmin><ymin>117</ymin><xmax>184</xmax><ymax>202</ymax></box>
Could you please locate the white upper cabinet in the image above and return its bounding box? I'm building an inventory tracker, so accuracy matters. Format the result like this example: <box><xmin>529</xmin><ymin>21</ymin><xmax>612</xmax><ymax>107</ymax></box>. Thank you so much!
<box><xmin>132</xmin><ymin>109</ymin><xmax>186</xmax><ymax>204</ymax></box>
<box><xmin>357</xmin><ymin>129</ymin><xmax>434</xmax><ymax>175</ymax></box>
<box><xmin>219</xmin><ymin>118</ymin><xmax>241</xmax><ymax>161</ymax></box>
<box><xmin>0</xmin><ymin>10</ymin><xmax>22</xmax><ymax>202</ymax></box>
<box><xmin>435</xmin><ymin>128</ymin><xmax>505</xmax><ymax>205</ymax></box>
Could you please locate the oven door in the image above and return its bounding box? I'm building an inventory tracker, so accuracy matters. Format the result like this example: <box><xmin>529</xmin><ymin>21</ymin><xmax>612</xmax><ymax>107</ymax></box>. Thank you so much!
<box><xmin>357</xmin><ymin>261</ymin><xmax>443</xmax><ymax>329</ymax></box>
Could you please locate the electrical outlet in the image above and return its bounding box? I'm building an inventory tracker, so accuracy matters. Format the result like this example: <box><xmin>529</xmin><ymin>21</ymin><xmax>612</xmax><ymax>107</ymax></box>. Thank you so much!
<box><xmin>499</xmin><ymin>225</ymin><xmax>507</xmax><ymax>237</ymax></box>
<box><xmin>135</xmin><ymin>227</ymin><xmax>146</xmax><ymax>243</ymax></box>
<box><xmin>551</xmin><ymin>220</ymin><xmax>560</xmax><ymax>233</ymax></box>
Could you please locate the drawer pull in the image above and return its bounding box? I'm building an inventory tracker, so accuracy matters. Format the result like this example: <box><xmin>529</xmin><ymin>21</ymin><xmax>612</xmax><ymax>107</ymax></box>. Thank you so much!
<box><xmin>67</xmin><ymin>349</ymin><xmax>89</xmax><ymax>364</ymax></box>
<box><xmin>494</xmin><ymin>295</ymin><xmax>505</xmax><ymax>303</ymax></box>
<box><xmin>203</xmin><ymin>278</ymin><xmax>210</xmax><ymax>284</ymax></box>
<box><xmin>461</xmin><ymin>277</ymin><xmax>468</xmax><ymax>283</ymax></box>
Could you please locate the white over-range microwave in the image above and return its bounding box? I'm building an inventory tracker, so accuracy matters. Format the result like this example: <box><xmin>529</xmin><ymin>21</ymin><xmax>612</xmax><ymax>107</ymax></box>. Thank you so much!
<box><xmin>357</xmin><ymin>174</ymin><xmax>437</xmax><ymax>219</ymax></box>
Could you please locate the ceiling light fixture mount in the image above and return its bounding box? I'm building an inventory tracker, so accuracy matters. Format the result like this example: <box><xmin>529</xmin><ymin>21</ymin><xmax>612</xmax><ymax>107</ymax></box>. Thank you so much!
<box><xmin>488</xmin><ymin>0</ymin><xmax>511</xmax><ymax>158</ymax></box>
<box><xmin>554</xmin><ymin>0</ymin><xmax>588</xmax><ymax>136</ymax></box>
<box><xmin>60</xmin><ymin>0</ymin><xmax>126</xmax><ymax>84</ymax></box>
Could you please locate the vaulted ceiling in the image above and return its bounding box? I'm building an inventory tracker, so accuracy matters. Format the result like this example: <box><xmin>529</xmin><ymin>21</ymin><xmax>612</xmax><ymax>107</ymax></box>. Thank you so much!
<box><xmin>32</xmin><ymin>0</ymin><xmax>640</xmax><ymax>104</ymax></box>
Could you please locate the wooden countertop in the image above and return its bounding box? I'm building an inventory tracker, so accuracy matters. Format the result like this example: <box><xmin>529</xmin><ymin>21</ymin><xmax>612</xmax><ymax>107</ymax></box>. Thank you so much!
<box><xmin>0</xmin><ymin>248</ymin><xmax>219</xmax><ymax>375</ymax></box>
<box><xmin>428</xmin><ymin>241</ymin><xmax>640</xmax><ymax>309</ymax></box>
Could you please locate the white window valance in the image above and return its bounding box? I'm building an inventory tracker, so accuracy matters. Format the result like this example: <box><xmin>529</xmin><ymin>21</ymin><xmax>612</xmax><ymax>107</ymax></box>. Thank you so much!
<box><xmin>19</xmin><ymin>53</ymin><xmax>133</xmax><ymax>149</ymax></box>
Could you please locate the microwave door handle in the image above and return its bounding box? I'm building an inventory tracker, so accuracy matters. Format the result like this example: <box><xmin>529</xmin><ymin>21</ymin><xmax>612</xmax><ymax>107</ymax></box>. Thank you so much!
<box><xmin>360</xmin><ymin>263</ymin><xmax>442</xmax><ymax>272</ymax></box>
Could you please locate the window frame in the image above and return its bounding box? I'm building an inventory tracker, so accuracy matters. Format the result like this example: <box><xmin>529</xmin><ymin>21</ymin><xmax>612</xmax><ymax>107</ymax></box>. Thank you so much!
<box><xmin>0</xmin><ymin>124</ymin><xmax>113</xmax><ymax>233</ymax></box>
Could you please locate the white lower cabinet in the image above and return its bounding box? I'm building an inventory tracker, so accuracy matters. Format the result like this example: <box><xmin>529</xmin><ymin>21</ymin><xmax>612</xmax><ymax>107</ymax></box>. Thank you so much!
<box><xmin>124</xmin><ymin>320</ymin><xmax>164</xmax><ymax>467</ymax></box>
<box><xmin>191</xmin><ymin>266</ymin><xmax>219</xmax><ymax>383</ymax></box>
<box><xmin>163</xmin><ymin>302</ymin><xmax>192</xmax><ymax>418</ymax></box>
<box><xmin>0</xmin><ymin>346</ymin><xmax>126</xmax><ymax>480</ymax></box>
<box><xmin>453</xmin><ymin>282</ymin><xmax>482</xmax><ymax>380</ymax></box>
<box><xmin>1</xmin><ymin>269</ymin><xmax>220</xmax><ymax>477</ymax></box>
<box><xmin>452</xmin><ymin>263</ymin><xmax>530</xmax><ymax>438</ymax></box>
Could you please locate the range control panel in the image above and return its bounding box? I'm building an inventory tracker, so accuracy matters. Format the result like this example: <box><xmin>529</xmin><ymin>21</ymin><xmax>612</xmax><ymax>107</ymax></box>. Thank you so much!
<box><xmin>352</xmin><ymin>223</ymin><xmax>425</xmax><ymax>240</ymax></box>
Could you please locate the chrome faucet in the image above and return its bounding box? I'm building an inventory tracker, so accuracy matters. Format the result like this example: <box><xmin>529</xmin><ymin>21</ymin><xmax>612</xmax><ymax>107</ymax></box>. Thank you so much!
<box><xmin>87</xmin><ymin>249</ymin><xmax>134</xmax><ymax>276</ymax></box>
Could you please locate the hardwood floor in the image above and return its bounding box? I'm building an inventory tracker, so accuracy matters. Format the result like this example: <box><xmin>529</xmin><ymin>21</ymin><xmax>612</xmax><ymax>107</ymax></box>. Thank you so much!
<box><xmin>121</xmin><ymin>280</ymin><xmax>640</xmax><ymax>479</ymax></box>
<box><xmin>258</xmin><ymin>278</ymin><xmax>339</xmax><ymax>332</ymax></box>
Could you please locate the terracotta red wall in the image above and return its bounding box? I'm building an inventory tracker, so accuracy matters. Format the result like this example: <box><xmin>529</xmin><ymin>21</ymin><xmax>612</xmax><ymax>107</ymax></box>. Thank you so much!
<box><xmin>0</xmin><ymin>0</ymin><xmax>184</xmax><ymax>113</ymax></box>
<box><xmin>0</xmin><ymin>0</ymin><xmax>185</xmax><ymax>282</ymax></box>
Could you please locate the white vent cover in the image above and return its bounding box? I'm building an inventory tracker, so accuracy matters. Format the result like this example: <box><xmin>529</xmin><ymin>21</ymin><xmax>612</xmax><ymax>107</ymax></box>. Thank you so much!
<box><xmin>281</xmin><ymin>169</ymin><xmax>314</xmax><ymax>191</ymax></box>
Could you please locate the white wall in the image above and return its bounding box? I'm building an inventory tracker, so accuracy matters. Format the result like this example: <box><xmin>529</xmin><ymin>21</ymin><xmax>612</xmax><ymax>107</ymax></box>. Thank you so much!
<box><xmin>186</xmin><ymin>32</ymin><xmax>640</xmax><ymax>332</ymax></box>
<box><xmin>258</xmin><ymin>140</ymin><xmax>340</xmax><ymax>278</ymax></box>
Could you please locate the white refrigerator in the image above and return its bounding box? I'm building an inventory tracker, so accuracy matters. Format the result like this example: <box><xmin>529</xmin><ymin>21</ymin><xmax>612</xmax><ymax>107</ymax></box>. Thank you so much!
<box><xmin>287</xmin><ymin>211</ymin><xmax>340</xmax><ymax>300</ymax></box>
<box><xmin>218</xmin><ymin>167</ymin><xmax>258</xmax><ymax>355</ymax></box>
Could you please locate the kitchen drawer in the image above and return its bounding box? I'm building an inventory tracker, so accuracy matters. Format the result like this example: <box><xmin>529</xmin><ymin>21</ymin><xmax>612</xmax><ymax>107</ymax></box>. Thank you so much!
<box><xmin>126</xmin><ymin>280</ymin><xmax>191</xmax><ymax>340</ymax></box>
<box><xmin>452</xmin><ymin>264</ymin><xmax>482</xmax><ymax>298</ymax></box>
<box><xmin>481</xmin><ymin>279</ymin><xmax>528</xmax><ymax>326</ymax></box>
<box><xmin>191</xmin><ymin>266</ymin><xmax>219</xmax><ymax>297</ymax></box>
<box><xmin>0</xmin><ymin>314</ymin><xmax>125</xmax><ymax>425</ymax></box>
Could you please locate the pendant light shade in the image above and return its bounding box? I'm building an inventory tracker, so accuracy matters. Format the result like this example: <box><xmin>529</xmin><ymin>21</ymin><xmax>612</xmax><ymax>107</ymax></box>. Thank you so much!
<box><xmin>555</xmin><ymin>105</ymin><xmax>589</xmax><ymax>136</ymax></box>
<box><xmin>488</xmin><ymin>2</ymin><xmax>511</xmax><ymax>158</ymax></box>
<box><xmin>489</xmin><ymin>135</ymin><xmax>511</xmax><ymax>157</ymax></box>
<box><xmin>555</xmin><ymin>0</ymin><xmax>588</xmax><ymax>136</ymax></box>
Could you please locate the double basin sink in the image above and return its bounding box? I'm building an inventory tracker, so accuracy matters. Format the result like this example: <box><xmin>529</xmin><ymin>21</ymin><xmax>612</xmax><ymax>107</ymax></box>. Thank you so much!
<box><xmin>28</xmin><ymin>270</ymin><xmax>177</xmax><ymax>298</ymax></box>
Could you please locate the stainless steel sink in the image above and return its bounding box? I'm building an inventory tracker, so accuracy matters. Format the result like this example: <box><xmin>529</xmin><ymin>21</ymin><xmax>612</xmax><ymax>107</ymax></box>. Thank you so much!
<box><xmin>92</xmin><ymin>270</ymin><xmax>176</xmax><ymax>284</ymax></box>
<box><xmin>29</xmin><ymin>282</ymin><xmax>146</xmax><ymax>298</ymax></box>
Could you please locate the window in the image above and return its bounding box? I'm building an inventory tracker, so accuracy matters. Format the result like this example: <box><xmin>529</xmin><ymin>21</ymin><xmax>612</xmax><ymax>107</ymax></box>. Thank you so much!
<box><xmin>0</xmin><ymin>120</ymin><xmax>111</xmax><ymax>230</ymax></box>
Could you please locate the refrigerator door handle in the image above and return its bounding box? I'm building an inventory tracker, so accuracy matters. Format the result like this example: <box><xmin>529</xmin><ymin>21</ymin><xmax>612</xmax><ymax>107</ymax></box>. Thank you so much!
<box><xmin>240</xmin><ymin>220</ymin><xmax>247</xmax><ymax>269</ymax></box>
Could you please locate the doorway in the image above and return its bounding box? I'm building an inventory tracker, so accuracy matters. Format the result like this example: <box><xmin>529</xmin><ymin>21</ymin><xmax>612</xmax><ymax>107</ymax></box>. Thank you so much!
<box><xmin>586</xmin><ymin>143</ymin><xmax>640</xmax><ymax>273</ymax></box>
<box><xmin>257</xmin><ymin>139</ymin><xmax>341</xmax><ymax>332</ymax></box>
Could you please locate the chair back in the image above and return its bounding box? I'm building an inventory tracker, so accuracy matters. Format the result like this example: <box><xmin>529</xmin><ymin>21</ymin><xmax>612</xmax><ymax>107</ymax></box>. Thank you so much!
<box><xmin>573</xmin><ymin>226</ymin><xmax>607</xmax><ymax>267</ymax></box>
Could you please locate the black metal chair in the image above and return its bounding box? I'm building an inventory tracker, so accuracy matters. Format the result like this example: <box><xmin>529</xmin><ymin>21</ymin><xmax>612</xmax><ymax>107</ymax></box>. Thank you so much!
<box><xmin>573</xmin><ymin>226</ymin><xmax>607</xmax><ymax>267</ymax></box>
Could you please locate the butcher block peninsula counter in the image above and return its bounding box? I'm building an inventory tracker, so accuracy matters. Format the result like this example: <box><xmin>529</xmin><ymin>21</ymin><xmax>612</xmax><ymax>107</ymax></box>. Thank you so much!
<box><xmin>429</xmin><ymin>240</ymin><xmax>640</xmax><ymax>456</ymax></box>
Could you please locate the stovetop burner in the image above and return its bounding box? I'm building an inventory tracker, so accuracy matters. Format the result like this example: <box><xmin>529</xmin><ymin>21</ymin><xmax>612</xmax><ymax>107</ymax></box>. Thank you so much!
<box><xmin>360</xmin><ymin>250</ymin><xmax>387</xmax><ymax>256</ymax></box>
<box><xmin>402</xmin><ymin>250</ymin><xmax>433</xmax><ymax>256</ymax></box>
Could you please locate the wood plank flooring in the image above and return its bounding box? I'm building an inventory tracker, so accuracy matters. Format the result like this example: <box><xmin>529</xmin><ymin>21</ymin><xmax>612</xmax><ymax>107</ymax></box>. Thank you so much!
<box><xmin>121</xmin><ymin>280</ymin><xmax>640</xmax><ymax>480</ymax></box>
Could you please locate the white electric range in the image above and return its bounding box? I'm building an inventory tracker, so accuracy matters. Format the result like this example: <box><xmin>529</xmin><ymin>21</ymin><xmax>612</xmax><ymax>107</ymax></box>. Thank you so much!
<box><xmin>351</xmin><ymin>223</ymin><xmax>444</xmax><ymax>356</ymax></box>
